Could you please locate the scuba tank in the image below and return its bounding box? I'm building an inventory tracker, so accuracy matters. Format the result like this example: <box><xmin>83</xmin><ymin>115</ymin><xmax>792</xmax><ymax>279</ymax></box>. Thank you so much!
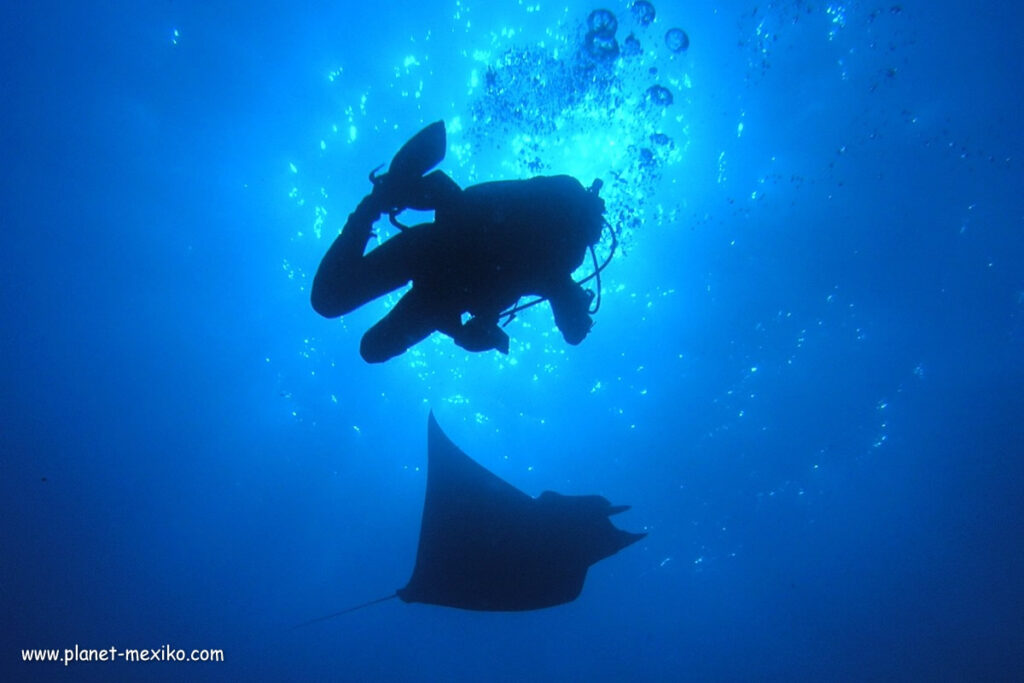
<box><xmin>447</xmin><ymin>175</ymin><xmax>606</xmax><ymax>250</ymax></box>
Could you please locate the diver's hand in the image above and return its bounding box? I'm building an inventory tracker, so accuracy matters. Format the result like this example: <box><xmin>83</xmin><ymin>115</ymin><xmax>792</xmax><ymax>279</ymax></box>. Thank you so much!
<box><xmin>356</xmin><ymin>189</ymin><xmax>388</xmax><ymax>218</ymax></box>
<box><xmin>558</xmin><ymin>310</ymin><xmax>593</xmax><ymax>345</ymax></box>
<box><xmin>548</xmin><ymin>281</ymin><xmax>595</xmax><ymax>345</ymax></box>
<box><xmin>452</xmin><ymin>316</ymin><xmax>510</xmax><ymax>354</ymax></box>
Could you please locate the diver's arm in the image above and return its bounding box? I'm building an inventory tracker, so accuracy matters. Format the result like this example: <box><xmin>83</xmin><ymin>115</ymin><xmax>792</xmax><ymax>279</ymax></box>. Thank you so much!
<box><xmin>310</xmin><ymin>194</ymin><xmax>384</xmax><ymax>318</ymax></box>
<box><xmin>443</xmin><ymin>312</ymin><xmax>511</xmax><ymax>354</ymax></box>
<box><xmin>544</xmin><ymin>275</ymin><xmax>594</xmax><ymax>345</ymax></box>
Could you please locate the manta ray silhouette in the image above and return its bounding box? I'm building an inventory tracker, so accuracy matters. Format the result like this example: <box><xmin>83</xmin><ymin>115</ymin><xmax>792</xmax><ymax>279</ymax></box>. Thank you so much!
<box><xmin>302</xmin><ymin>412</ymin><xmax>644</xmax><ymax>623</ymax></box>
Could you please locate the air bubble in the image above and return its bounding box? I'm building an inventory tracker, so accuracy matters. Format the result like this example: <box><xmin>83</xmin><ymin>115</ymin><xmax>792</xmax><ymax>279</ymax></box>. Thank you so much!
<box><xmin>645</xmin><ymin>84</ymin><xmax>673</xmax><ymax>106</ymax></box>
<box><xmin>587</xmin><ymin>9</ymin><xmax>618</xmax><ymax>36</ymax></box>
<box><xmin>631</xmin><ymin>1</ymin><xmax>656</xmax><ymax>27</ymax></box>
<box><xmin>665</xmin><ymin>28</ymin><xmax>690</xmax><ymax>53</ymax></box>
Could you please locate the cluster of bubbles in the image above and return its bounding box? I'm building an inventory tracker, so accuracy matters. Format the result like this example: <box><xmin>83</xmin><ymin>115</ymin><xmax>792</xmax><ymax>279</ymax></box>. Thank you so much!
<box><xmin>582</xmin><ymin>9</ymin><xmax>621</xmax><ymax>61</ymax></box>
<box><xmin>464</xmin><ymin>2</ymin><xmax>694</xmax><ymax>250</ymax></box>
<box><xmin>584</xmin><ymin>5</ymin><xmax>690</xmax><ymax>62</ymax></box>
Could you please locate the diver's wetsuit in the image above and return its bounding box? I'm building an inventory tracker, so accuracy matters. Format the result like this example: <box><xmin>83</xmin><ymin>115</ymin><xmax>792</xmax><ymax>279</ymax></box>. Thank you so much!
<box><xmin>311</xmin><ymin>173</ymin><xmax>599</xmax><ymax>364</ymax></box>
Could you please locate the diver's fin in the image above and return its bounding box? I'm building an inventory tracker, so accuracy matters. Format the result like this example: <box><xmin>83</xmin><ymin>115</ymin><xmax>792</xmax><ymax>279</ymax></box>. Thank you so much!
<box><xmin>389</xmin><ymin>121</ymin><xmax>446</xmax><ymax>180</ymax></box>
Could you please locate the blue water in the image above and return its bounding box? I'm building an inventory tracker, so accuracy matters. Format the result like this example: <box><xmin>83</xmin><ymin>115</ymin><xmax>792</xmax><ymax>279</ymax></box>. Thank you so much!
<box><xmin>3</xmin><ymin>1</ymin><xmax>1022</xmax><ymax>681</ymax></box>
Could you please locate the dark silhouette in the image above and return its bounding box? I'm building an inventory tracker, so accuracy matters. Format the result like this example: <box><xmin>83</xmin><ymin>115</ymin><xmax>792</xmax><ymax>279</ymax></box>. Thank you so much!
<box><xmin>311</xmin><ymin>121</ymin><xmax>611</xmax><ymax>363</ymax></box>
<box><xmin>298</xmin><ymin>413</ymin><xmax>644</xmax><ymax>623</ymax></box>
<box><xmin>400</xmin><ymin>412</ymin><xmax>644</xmax><ymax>610</ymax></box>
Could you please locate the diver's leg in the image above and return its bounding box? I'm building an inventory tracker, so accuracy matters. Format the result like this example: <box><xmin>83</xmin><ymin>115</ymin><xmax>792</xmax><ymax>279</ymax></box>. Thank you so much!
<box><xmin>359</xmin><ymin>287</ymin><xmax>444</xmax><ymax>363</ymax></box>
<box><xmin>311</xmin><ymin>195</ymin><xmax>384</xmax><ymax>317</ymax></box>
<box><xmin>311</xmin><ymin>196</ymin><xmax>424</xmax><ymax>318</ymax></box>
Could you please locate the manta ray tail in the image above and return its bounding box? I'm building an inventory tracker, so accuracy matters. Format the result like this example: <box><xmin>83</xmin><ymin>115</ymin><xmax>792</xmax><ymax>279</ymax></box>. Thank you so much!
<box><xmin>294</xmin><ymin>593</ymin><xmax>398</xmax><ymax>628</ymax></box>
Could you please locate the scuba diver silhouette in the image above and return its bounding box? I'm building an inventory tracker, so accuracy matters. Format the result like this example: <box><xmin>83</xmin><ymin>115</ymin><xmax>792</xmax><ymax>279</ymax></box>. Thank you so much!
<box><xmin>311</xmin><ymin>121</ymin><xmax>616</xmax><ymax>363</ymax></box>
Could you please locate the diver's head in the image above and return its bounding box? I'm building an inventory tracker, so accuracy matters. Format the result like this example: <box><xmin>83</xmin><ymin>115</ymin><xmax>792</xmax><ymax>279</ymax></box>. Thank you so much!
<box><xmin>578</xmin><ymin>178</ymin><xmax>607</xmax><ymax>245</ymax></box>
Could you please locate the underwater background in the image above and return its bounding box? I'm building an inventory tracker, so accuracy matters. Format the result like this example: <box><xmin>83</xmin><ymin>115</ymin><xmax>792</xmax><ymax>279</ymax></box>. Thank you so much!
<box><xmin>3</xmin><ymin>0</ymin><xmax>1022</xmax><ymax>680</ymax></box>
